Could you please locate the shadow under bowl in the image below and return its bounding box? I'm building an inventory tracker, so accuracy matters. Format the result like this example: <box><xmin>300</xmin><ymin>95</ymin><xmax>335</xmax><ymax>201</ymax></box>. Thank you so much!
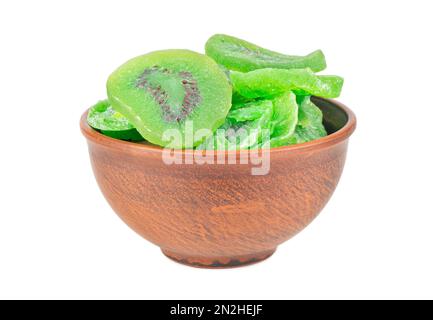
<box><xmin>80</xmin><ymin>97</ymin><xmax>356</xmax><ymax>268</ymax></box>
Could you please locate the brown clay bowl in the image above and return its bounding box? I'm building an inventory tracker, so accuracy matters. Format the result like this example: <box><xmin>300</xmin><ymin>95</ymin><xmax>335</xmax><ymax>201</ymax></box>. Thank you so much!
<box><xmin>80</xmin><ymin>97</ymin><xmax>356</xmax><ymax>268</ymax></box>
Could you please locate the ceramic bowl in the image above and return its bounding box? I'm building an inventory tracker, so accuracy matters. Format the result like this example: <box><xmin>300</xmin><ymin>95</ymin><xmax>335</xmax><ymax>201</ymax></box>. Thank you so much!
<box><xmin>80</xmin><ymin>97</ymin><xmax>356</xmax><ymax>268</ymax></box>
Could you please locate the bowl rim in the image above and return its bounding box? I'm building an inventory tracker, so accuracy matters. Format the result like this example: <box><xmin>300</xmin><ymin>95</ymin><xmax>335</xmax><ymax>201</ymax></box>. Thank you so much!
<box><xmin>80</xmin><ymin>97</ymin><xmax>356</xmax><ymax>155</ymax></box>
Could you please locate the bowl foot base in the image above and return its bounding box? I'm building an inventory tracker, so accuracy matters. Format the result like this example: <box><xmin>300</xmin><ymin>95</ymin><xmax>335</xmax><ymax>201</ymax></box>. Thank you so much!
<box><xmin>162</xmin><ymin>248</ymin><xmax>276</xmax><ymax>269</ymax></box>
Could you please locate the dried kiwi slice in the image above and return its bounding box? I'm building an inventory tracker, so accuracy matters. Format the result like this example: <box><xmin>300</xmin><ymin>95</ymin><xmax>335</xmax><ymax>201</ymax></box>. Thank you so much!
<box><xmin>269</xmin><ymin>92</ymin><xmax>299</xmax><ymax>148</ymax></box>
<box><xmin>107</xmin><ymin>50</ymin><xmax>232</xmax><ymax>148</ymax></box>
<box><xmin>230</xmin><ymin>68</ymin><xmax>343</xmax><ymax>99</ymax></box>
<box><xmin>196</xmin><ymin>99</ymin><xmax>273</xmax><ymax>150</ymax></box>
<box><xmin>87</xmin><ymin>100</ymin><xmax>144</xmax><ymax>141</ymax></box>
<box><xmin>205</xmin><ymin>34</ymin><xmax>326</xmax><ymax>72</ymax></box>
<box><xmin>288</xmin><ymin>95</ymin><xmax>327</xmax><ymax>144</ymax></box>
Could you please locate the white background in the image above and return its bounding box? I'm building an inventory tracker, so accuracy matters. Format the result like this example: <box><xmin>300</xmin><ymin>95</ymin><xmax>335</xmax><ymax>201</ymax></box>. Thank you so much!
<box><xmin>1</xmin><ymin>0</ymin><xmax>432</xmax><ymax>300</ymax></box>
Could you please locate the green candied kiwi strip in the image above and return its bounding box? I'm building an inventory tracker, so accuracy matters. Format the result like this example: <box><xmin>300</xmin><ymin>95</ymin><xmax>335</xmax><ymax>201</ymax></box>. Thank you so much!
<box><xmin>287</xmin><ymin>95</ymin><xmax>327</xmax><ymax>144</ymax></box>
<box><xmin>230</xmin><ymin>68</ymin><xmax>343</xmax><ymax>99</ymax></box>
<box><xmin>196</xmin><ymin>99</ymin><xmax>273</xmax><ymax>150</ymax></box>
<box><xmin>87</xmin><ymin>100</ymin><xmax>144</xmax><ymax>141</ymax></box>
<box><xmin>230</xmin><ymin>68</ymin><xmax>344</xmax><ymax>99</ymax></box>
<box><xmin>205</xmin><ymin>34</ymin><xmax>326</xmax><ymax>72</ymax></box>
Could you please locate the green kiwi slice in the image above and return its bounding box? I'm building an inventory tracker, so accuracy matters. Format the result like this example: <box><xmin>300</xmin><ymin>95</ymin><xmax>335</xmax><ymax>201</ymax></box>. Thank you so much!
<box><xmin>87</xmin><ymin>100</ymin><xmax>144</xmax><ymax>141</ymax></box>
<box><xmin>205</xmin><ymin>34</ymin><xmax>326</xmax><ymax>72</ymax></box>
<box><xmin>106</xmin><ymin>50</ymin><xmax>232</xmax><ymax>149</ymax></box>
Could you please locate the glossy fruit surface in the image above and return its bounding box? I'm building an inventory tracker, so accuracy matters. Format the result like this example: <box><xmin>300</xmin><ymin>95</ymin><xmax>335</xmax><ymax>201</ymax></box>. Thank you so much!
<box><xmin>107</xmin><ymin>50</ymin><xmax>232</xmax><ymax>148</ymax></box>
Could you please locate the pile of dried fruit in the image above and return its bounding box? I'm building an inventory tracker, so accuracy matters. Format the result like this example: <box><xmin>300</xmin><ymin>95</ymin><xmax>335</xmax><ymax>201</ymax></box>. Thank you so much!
<box><xmin>87</xmin><ymin>34</ymin><xmax>343</xmax><ymax>149</ymax></box>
